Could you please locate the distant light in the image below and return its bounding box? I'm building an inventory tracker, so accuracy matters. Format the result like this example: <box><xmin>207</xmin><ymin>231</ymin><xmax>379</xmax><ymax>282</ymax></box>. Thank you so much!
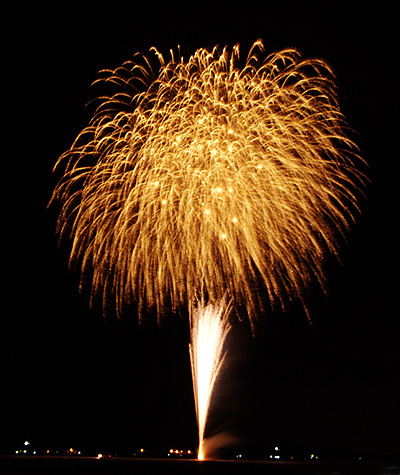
<box><xmin>24</xmin><ymin>441</ymin><xmax>30</xmax><ymax>446</ymax></box>
<box><xmin>275</xmin><ymin>446</ymin><xmax>279</xmax><ymax>451</ymax></box>
<box><xmin>275</xmin><ymin>455</ymin><xmax>280</xmax><ymax>460</ymax></box>
<box><xmin>98</xmin><ymin>453</ymin><xmax>103</xmax><ymax>459</ymax></box>
<box><xmin>140</xmin><ymin>448</ymin><xmax>144</xmax><ymax>453</ymax></box>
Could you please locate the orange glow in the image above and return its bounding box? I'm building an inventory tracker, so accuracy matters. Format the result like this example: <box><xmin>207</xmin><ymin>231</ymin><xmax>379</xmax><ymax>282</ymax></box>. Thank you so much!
<box><xmin>198</xmin><ymin>448</ymin><xmax>204</xmax><ymax>461</ymax></box>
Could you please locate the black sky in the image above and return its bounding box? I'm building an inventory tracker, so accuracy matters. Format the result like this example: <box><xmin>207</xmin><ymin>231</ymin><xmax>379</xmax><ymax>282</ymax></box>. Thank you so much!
<box><xmin>3</xmin><ymin>2</ymin><xmax>398</xmax><ymax>459</ymax></box>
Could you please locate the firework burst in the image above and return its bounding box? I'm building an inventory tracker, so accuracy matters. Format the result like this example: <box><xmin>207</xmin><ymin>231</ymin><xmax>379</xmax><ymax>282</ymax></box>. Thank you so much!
<box><xmin>51</xmin><ymin>40</ymin><xmax>365</xmax><ymax>329</ymax></box>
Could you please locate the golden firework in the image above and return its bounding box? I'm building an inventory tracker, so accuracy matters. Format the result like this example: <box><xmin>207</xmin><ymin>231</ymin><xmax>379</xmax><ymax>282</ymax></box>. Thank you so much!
<box><xmin>51</xmin><ymin>40</ymin><xmax>365</xmax><ymax>328</ymax></box>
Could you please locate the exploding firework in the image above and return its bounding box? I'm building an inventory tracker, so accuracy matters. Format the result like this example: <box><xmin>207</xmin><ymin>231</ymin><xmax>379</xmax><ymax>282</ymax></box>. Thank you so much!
<box><xmin>51</xmin><ymin>40</ymin><xmax>366</xmax><ymax>459</ymax></box>
<box><xmin>189</xmin><ymin>297</ymin><xmax>233</xmax><ymax>460</ymax></box>
<box><xmin>51</xmin><ymin>40</ymin><xmax>365</xmax><ymax>328</ymax></box>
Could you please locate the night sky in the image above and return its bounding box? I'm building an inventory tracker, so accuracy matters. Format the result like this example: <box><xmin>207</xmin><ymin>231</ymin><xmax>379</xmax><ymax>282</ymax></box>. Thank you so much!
<box><xmin>3</xmin><ymin>3</ymin><xmax>398</xmax><ymax>459</ymax></box>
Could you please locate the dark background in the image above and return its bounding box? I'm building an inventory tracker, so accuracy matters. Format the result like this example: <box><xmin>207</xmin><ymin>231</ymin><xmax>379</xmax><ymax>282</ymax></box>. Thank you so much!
<box><xmin>3</xmin><ymin>2</ymin><xmax>398</xmax><ymax>460</ymax></box>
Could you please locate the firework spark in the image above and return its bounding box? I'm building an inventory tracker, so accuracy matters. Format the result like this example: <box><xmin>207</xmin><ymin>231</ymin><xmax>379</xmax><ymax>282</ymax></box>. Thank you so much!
<box><xmin>189</xmin><ymin>297</ymin><xmax>232</xmax><ymax>460</ymax></box>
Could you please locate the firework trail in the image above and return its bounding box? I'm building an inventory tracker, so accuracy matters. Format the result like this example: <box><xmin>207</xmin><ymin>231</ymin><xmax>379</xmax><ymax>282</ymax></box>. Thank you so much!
<box><xmin>51</xmin><ymin>39</ymin><xmax>365</xmax><ymax>329</ymax></box>
<box><xmin>189</xmin><ymin>297</ymin><xmax>232</xmax><ymax>460</ymax></box>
